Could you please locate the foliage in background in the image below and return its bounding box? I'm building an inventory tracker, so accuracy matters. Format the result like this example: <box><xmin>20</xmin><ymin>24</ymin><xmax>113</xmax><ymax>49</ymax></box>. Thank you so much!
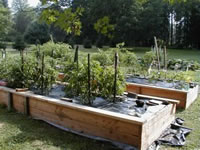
<box><xmin>12</xmin><ymin>35</ymin><xmax>26</xmax><ymax>51</ymax></box>
<box><xmin>168</xmin><ymin>59</ymin><xmax>200</xmax><ymax>71</ymax></box>
<box><xmin>91</xmin><ymin>49</ymin><xmax>113</xmax><ymax>66</ymax></box>
<box><xmin>24</xmin><ymin>21</ymin><xmax>50</xmax><ymax>44</ymax></box>
<box><xmin>94</xmin><ymin>16</ymin><xmax>115</xmax><ymax>39</ymax></box>
<box><xmin>31</xmin><ymin>41</ymin><xmax>73</xmax><ymax>59</ymax></box>
<box><xmin>0</xmin><ymin>3</ymin><xmax>12</xmax><ymax>39</ymax></box>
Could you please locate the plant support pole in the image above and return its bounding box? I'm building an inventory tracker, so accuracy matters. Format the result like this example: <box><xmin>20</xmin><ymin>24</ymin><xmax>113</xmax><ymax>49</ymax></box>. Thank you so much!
<box><xmin>164</xmin><ymin>46</ymin><xmax>167</xmax><ymax>70</ymax></box>
<box><xmin>41</xmin><ymin>52</ymin><xmax>45</xmax><ymax>95</ymax></box>
<box><xmin>114</xmin><ymin>52</ymin><xmax>118</xmax><ymax>102</ymax></box>
<box><xmin>88</xmin><ymin>54</ymin><xmax>91</xmax><ymax>105</ymax></box>
<box><xmin>154</xmin><ymin>36</ymin><xmax>160</xmax><ymax>70</ymax></box>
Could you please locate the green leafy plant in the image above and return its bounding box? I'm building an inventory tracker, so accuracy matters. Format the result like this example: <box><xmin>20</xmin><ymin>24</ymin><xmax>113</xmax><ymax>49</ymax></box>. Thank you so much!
<box><xmin>31</xmin><ymin>41</ymin><xmax>73</xmax><ymax>59</ymax></box>
<box><xmin>64</xmin><ymin>60</ymin><xmax>126</xmax><ymax>104</ymax></box>
<box><xmin>91</xmin><ymin>49</ymin><xmax>113</xmax><ymax>66</ymax></box>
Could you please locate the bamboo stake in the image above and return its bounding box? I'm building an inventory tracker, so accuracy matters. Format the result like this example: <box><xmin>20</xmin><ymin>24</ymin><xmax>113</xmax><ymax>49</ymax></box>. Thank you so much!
<box><xmin>88</xmin><ymin>54</ymin><xmax>91</xmax><ymax>105</ymax></box>
<box><xmin>113</xmin><ymin>52</ymin><xmax>118</xmax><ymax>102</ymax></box>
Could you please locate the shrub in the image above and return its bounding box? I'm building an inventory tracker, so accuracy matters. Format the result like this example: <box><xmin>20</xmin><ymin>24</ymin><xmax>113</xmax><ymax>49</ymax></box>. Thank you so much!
<box><xmin>91</xmin><ymin>50</ymin><xmax>113</xmax><ymax>66</ymax></box>
<box><xmin>13</xmin><ymin>35</ymin><xmax>26</xmax><ymax>51</ymax></box>
<box><xmin>0</xmin><ymin>55</ymin><xmax>56</xmax><ymax>93</ymax></box>
<box><xmin>141</xmin><ymin>51</ymin><xmax>156</xmax><ymax>69</ymax></box>
<box><xmin>31</xmin><ymin>41</ymin><xmax>73</xmax><ymax>59</ymax></box>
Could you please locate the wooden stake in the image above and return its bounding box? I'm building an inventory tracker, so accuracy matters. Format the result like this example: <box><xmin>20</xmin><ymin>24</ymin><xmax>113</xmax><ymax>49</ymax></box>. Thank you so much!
<box><xmin>21</xmin><ymin>50</ymin><xmax>24</xmax><ymax>73</ymax></box>
<box><xmin>74</xmin><ymin>46</ymin><xmax>79</xmax><ymax>69</ymax></box>
<box><xmin>41</xmin><ymin>52</ymin><xmax>45</xmax><ymax>95</ymax></box>
<box><xmin>154</xmin><ymin>37</ymin><xmax>160</xmax><ymax>70</ymax></box>
<box><xmin>88</xmin><ymin>54</ymin><xmax>91</xmax><ymax>105</ymax></box>
<box><xmin>164</xmin><ymin>46</ymin><xmax>167</xmax><ymax>70</ymax></box>
<box><xmin>113</xmin><ymin>52</ymin><xmax>118</xmax><ymax>102</ymax></box>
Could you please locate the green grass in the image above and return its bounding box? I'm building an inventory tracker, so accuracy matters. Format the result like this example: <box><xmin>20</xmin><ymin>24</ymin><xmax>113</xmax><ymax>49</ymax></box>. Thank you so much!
<box><xmin>0</xmin><ymin>106</ymin><xmax>120</xmax><ymax>150</ymax></box>
<box><xmin>129</xmin><ymin>47</ymin><xmax>200</xmax><ymax>62</ymax></box>
<box><xmin>3</xmin><ymin>46</ymin><xmax>200</xmax><ymax>62</ymax></box>
<box><xmin>160</xmin><ymin>95</ymin><xmax>200</xmax><ymax>150</ymax></box>
<box><xmin>0</xmin><ymin>95</ymin><xmax>200</xmax><ymax>150</ymax></box>
<box><xmin>79</xmin><ymin>46</ymin><xmax>200</xmax><ymax>62</ymax></box>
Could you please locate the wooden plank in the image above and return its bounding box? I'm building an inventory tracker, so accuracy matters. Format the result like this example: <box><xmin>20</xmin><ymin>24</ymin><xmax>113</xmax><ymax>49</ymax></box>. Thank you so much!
<box><xmin>140</xmin><ymin>104</ymin><xmax>175</xmax><ymax>150</ymax></box>
<box><xmin>0</xmin><ymin>86</ymin><xmax>176</xmax><ymax>150</ymax></box>
<box><xmin>126</xmin><ymin>83</ymin><xmax>187</xmax><ymax>108</ymax></box>
<box><xmin>137</xmin><ymin>93</ymin><xmax>180</xmax><ymax>104</ymax></box>
<box><xmin>185</xmin><ymin>85</ymin><xmax>199</xmax><ymax>109</ymax></box>
<box><xmin>0</xmin><ymin>90</ymin><xmax>9</xmax><ymax>105</ymax></box>
<box><xmin>29</xmin><ymin>98</ymin><xmax>141</xmax><ymax>137</ymax></box>
<box><xmin>30</xmin><ymin>107</ymin><xmax>141</xmax><ymax>148</ymax></box>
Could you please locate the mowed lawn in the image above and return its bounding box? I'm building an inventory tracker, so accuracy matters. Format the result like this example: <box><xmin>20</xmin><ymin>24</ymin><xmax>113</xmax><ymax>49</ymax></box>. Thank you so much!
<box><xmin>4</xmin><ymin>46</ymin><xmax>200</xmax><ymax>62</ymax></box>
<box><xmin>0</xmin><ymin>95</ymin><xmax>200</xmax><ymax>150</ymax></box>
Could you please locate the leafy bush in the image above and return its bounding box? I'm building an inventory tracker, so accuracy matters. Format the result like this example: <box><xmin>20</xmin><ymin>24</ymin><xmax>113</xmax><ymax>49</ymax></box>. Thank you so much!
<box><xmin>122</xmin><ymin>51</ymin><xmax>138</xmax><ymax>66</ymax></box>
<box><xmin>0</xmin><ymin>55</ymin><xmax>56</xmax><ymax>93</ymax></box>
<box><xmin>65</xmin><ymin>60</ymin><xmax>126</xmax><ymax>104</ymax></box>
<box><xmin>31</xmin><ymin>41</ymin><xmax>73</xmax><ymax>59</ymax></box>
<box><xmin>91</xmin><ymin>50</ymin><xmax>113</xmax><ymax>66</ymax></box>
<box><xmin>24</xmin><ymin>22</ymin><xmax>50</xmax><ymax>44</ymax></box>
<box><xmin>13</xmin><ymin>35</ymin><xmax>26</xmax><ymax>51</ymax></box>
<box><xmin>168</xmin><ymin>59</ymin><xmax>200</xmax><ymax>71</ymax></box>
<box><xmin>140</xmin><ymin>51</ymin><xmax>156</xmax><ymax>69</ymax></box>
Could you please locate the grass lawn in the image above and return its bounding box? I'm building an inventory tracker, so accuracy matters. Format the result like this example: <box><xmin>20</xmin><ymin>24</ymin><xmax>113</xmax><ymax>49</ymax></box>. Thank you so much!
<box><xmin>0</xmin><ymin>95</ymin><xmax>200</xmax><ymax>150</ymax></box>
<box><xmin>80</xmin><ymin>47</ymin><xmax>200</xmax><ymax>62</ymax></box>
<box><xmin>0</xmin><ymin>106</ymin><xmax>120</xmax><ymax>150</ymax></box>
<box><xmin>3</xmin><ymin>46</ymin><xmax>200</xmax><ymax>62</ymax></box>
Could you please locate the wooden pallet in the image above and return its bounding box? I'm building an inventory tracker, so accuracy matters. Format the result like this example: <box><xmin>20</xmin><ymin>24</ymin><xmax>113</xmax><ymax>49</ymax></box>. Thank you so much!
<box><xmin>0</xmin><ymin>86</ymin><xmax>176</xmax><ymax>150</ymax></box>
<box><xmin>126</xmin><ymin>82</ymin><xmax>199</xmax><ymax>109</ymax></box>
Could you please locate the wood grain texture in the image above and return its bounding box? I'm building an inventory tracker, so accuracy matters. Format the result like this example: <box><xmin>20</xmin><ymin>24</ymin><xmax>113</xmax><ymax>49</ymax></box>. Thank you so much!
<box><xmin>126</xmin><ymin>83</ymin><xmax>199</xmax><ymax>109</ymax></box>
<box><xmin>0</xmin><ymin>86</ymin><xmax>176</xmax><ymax>150</ymax></box>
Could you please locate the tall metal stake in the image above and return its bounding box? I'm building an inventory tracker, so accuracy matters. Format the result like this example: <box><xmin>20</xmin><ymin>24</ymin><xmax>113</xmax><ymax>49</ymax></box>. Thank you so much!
<box><xmin>88</xmin><ymin>54</ymin><xmax>91</xmax><ymax>105</ymax></box>
<box><xmin>113</xmin><ymin>52</ymin><xmax>118</xmax><ymax>102</ymax></box>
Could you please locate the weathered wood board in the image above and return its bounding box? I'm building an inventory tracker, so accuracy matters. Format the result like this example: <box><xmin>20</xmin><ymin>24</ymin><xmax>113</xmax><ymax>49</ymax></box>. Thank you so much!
<box><xmin>126</xmin><ymin>82</ymin><xmax>199</xmax><ymax>109</ymax></box>
<box><xmin>0</xmin><ymin>86</ymin><xmax>176</xmax><ymax>150</ymax></box>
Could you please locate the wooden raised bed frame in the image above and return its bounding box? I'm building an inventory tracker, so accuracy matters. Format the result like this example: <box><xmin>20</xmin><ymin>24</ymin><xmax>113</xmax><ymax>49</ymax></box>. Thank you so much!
<box><xmin>126</xmin><ymin>82</ymin><xmax>199</xmax><ymax>109</ymax></box>
<box><xmin>0</xmin><ymin>86</ymin><xmax>176</xmax><ymax>150</ymax></box>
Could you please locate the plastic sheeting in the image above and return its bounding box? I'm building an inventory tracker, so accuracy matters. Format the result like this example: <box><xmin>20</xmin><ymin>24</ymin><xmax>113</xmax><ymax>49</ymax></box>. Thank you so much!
<box><xmin>157</xmin><ymin>118</ymin><xmax>192</xmax><ymax>147</ymax></box>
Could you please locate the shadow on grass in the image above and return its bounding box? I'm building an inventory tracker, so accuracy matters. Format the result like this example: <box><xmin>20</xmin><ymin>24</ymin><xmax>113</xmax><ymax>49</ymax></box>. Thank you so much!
<box><xmin>0</xmin><ymin>107</ymin><xmax>121</xmax><ymax>150</ymax></box>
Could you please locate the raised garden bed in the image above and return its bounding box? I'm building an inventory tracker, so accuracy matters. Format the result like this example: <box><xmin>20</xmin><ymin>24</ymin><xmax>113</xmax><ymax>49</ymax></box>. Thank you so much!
<box><xmin>0</xmin><ymin>86</ymin><xmax>176</xmax><ymax>150</ymax></box>
<box><xmin>126</xmin><ymin>77</ymin><xmax>199</xmax><ymax>109</ymax></box>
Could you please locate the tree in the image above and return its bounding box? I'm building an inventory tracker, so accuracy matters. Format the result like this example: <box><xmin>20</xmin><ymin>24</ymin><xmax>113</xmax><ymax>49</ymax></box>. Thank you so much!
<box><xmin>94</xmin><ymin>16</ymin><xmax>115</xmax><ymax>39</ymax></box>
<box><xmin>12</xmin><ymin>0</ymin><xmax>35</xmax><ymax>35</ymax></box>
<box><xmin>24</xmin><ymin>21</ymin><xmax>50</xmax><ymax>44</ymax></box>
<box><xmin>12</xmin><ymin>0</ymin><xmax>29</xmax><ymax>12</ymax></box>
<box><xmin>13</xmin><ymin>35</ymin><xmax>26</xmax><ymax>51</ymax></box>
<box><xmin>0</xmin><ymin>3</ymin><xmax>11</xmax><ymax>40</ymax></box>
<box><xmin>40</xmin><ymin>0</ymin><xmax>84</xmax><ymax>36</ymax></box>
<box><xmin>0</xmin><ymin>0</ymin><xmax>8</xmax><ymax>8</ymax></box>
